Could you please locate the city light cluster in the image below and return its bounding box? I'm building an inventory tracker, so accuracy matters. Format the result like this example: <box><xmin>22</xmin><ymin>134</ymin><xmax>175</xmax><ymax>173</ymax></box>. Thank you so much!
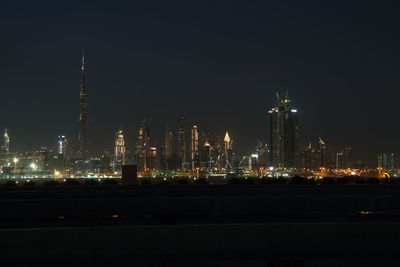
<box><xmin>0</xmin><ymin>53</ymin><xmax>395</xmax><ymax>180</ymax></box>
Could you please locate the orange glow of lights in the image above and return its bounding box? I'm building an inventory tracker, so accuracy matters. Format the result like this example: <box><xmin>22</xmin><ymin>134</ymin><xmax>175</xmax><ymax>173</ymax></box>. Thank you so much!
<box><xmin>359</xmin><ymin>211</ymin><xmax>371</xmax><ymax>215</ymax></box>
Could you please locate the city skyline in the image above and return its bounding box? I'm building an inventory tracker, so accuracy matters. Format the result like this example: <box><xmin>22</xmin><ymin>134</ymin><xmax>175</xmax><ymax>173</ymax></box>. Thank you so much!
<box><xmin>0</xmin><ymin>49</ymin><xmax>395</xmax><ymax>167</ymax></box>
<box><xmin>1</xmin><ymin>1</ymin><xmax>400</xmax><ymax>165</ymax></box>
<box><xmin>3</xmin><ymin>3</ymin><xmax>400</xmax><ymax>267</ymax></box>
<box><xmin>0</xmin><ymin>47</ymin><xmax>396</xmax><ymax>168</ymax></box>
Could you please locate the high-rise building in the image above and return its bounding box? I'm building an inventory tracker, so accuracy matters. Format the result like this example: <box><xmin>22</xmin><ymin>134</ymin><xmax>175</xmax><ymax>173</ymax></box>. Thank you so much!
<box><xmin>148</xmin><ymin>146</ymin><xmax>157</xmax><ymax>170</ymax></box>
<box><xmin>343</xmin><ymin>146</ymin><xmax>353</xmax><ymax>169</ymax></box>
<box><xmin>2</xmin><ymin>128</ymin><xmax>9</xmax><ymax>153</ymax></box>
<box><xmin>268</xmin><ymin>92</ymin><xmax>299</xmax><ymax>168</ymax></box>
<box><xmin>164</xmin><ymin>125</ymin><xmax>173</xmax><ymax>161</ymax></box>
<box><xmin>163</xmin><ymin>125</ymin><xmax>175</xmax><ymax>171</ymax></box>
<box><xmin>55</xmin><ymin>135</ymin><xmax>70</xmax><ymax>170</ymax></box>
<box><xmin>177</xmin><ymin>117</ymin><xmax>187</xmax><ymax>170</ymax></box>
<box><xmin>198</xmin><ymin>132</ymin><xmax>210</xmax><ymax>171</ymax></box>
<box><xmin>57</xmin><ymin>135</ymin><xmax>68</xmax><ymax>156</ymax></box>
<box><xmin>203</xmin><ymin>139</ymin><xmax>212</xmax><ymax>172</ymax></box>
<box><xmin>77</xmin><ymin>50</ymin><xmax>89</xmax><ymax>160</ymax></box>
<box><xmin>319</xmin><ymin>137</ymin><xmax>326</xmax><ymax>167</ymax></box>
<box><xmin>100</xmin><ymin>151</ymin><xmax>112</xmax><ymax>174</ymax></box>
<box><xmin>191</xmin><ymin>125</ymin><xmax>199</xmax><ymax>171</ymax></box>
<box><xmin>223</xmin><ymin>131</ymin><xmax>232</xmax><ymax>170</ymax></box>
<box><xmin>156</xmin><ymin>142</ymin><xmax>164</xmax><ymax>171</ymax></box>
<box><xmin>377</xmin><ymin>153</ymin><xmax>395</xmax><ymax>170</ymax></box>
<box><xmin>136</xmin><ymin>119</ymin><xmax>151</xmax><ymax>172</ymax></box>
<box><xmin>256</xmin><ymin>141</ymin><xmax>269</xmax><ymax>169</ymax></box>
<box><xmin>114</xmin><ymin>129</ymin><xmax>126</xmax><ymax>165</ymax></box>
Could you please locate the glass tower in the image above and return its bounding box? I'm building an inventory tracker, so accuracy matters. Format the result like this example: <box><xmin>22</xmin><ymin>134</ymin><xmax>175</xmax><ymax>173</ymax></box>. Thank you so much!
<box><xmin>268</xmin><ymin>92</ymin><xmax>299</xmax><ymax>168</ymax></box>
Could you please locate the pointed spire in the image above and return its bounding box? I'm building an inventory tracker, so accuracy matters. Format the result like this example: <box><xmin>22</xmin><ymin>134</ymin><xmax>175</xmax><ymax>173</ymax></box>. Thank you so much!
<box><xmin>78</xmin><ymin>49</ymin><xmax>88</xmax><ymax>160</ymax></box>
<box><xmin>224</xmin><ymin>131</ymin><xmax>231</xmax><ymax>143</ymax></box>
<box><xmin>81</xmin><ymin>49</ymin><xmax>85</xmax><ymax>71</ymax></box>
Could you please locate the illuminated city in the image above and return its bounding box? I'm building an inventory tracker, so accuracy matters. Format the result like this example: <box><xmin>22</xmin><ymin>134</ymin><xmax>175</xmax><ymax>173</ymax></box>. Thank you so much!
<box><xmin>0</xmin><ymin>53</ymin><xmax>393</xmax><ymax>181</ymax></box>
<box><xmin>2</xmin><ymin>1</ymin><xmax>400</xmax><ymax>266</ymax></box>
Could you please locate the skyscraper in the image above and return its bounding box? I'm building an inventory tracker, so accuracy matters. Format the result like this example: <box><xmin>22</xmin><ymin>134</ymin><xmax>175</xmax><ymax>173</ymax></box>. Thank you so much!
<box><xmin>136</xmin><ymin>119</ymin><xmax>151</xmax><ymax>172</ymax></box>
<box><xmin>203</xmin><ymin>139</ymin><xmax>212</xmax><ymax>173</ymax></box>
<box><xmin>256</xmin><ymin>141</ymin><xmax>269</xmax><ymax>169</ymax></box>
<box><xmin>77</xmin><ymin>50</ymin><xmax>89</xmax><ymax>160</ymax></box>
<box><xmin>164</xmin><ymin>125</ymin><xmax>173</xmax><ymax>160</ymax></box>
<box><xmin>191</xmin><ymin>125</ymin><xmax>199</xmax><ymax>171</ymax></box>
<box><xmin>319</xmin><ymin>137</ymin><xmax>326</xmax><ymax>167</ymax></box>
<box><xmin>268</xmin><ymin>92</ymin><xmax>299</xmax><ymax>168</ymax></box>
<box><xmin>223</xmin><ymin>131</ymin><xmax>232</xmax><ymax>169</ymax></box>
<box><xmin>2</xmin><ymin>128</ymin><xmax>9</xmax><ymax>153</ymax></box>
<box><xmin>114</xmin><ymin>129</ymin><xmax>126</xmax><ymax>165</ymax></box>
<box><xmin>57</xmin><ymin>135</ymin><xmax>68</xmax><ymax>156</ymax></box>
<box><xmin>56</xmin><ymin>135</ymin><xmax>70</xmax><ymax>170</ymax></box>
<box><xmin>164</xmin><ymin>125</ymin><xmax>173</xmax><ymax>169</ymax></box>
<box><xmin>177</xmin><ymin>117</ymin><xmax>187</xmax><ymax>170</ymax></box>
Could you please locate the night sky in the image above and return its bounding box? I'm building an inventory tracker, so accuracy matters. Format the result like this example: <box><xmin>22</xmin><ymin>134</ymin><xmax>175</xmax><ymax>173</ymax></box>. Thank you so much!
<box><xmin>1</xmin><ymin>0</ymin><xmax>399</xmax><ymax>163</ymax></box>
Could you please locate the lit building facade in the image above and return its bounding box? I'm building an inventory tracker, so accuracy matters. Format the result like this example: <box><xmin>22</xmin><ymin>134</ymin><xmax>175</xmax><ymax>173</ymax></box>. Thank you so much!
<box><xmin>256</xmin><ymin>141</ymin><xmax>269</xmax><ymax>169</ymax></box>
<box><xmin>268</xmin><ymin>92</ymin><xmax>299</xmax><ymax>168</ymax></box>
<box><xmin>190</xmin><ymin>125</ymin><xmax>199</xmax><ymax>171</ymax></box>
<box><xmin>163</xmin><ymin>125</ymin><xmax>173</xmax><ymax>170</ymax></box>
<box><xmin>114</xmin><ymin>129</ymin><xmax>126</xmax><ymax>165</ymax></box>
<box><xmin>177</xmin><ymin>117</ymin><xmax>187</xmax><ymax>170</ymax></box>
<box><xmin>223</xmin><ymin>131</ymin><xmax>232</xmax><ymax>170</ymax></box>
<box><xmin>319</xmin><ymin>137</ymin><xmax>326</xmax><ymax>167</ymax></box>
<box><xmin>57</xmin><ymin>135</ymin><xmax>68</xmax><ymax>156</ymax></box>
<box><xmin>136</xmin><ymin>120</ymin><xmax>150</xmax><ymax>172</ymax></box>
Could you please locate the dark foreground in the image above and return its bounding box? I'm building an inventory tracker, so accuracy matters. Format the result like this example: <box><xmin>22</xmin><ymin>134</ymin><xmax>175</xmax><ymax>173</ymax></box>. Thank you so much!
<box><xmin>1</xmin><ymin>184</ymin><xmax>400</xmax><ymax>266</ymax></box>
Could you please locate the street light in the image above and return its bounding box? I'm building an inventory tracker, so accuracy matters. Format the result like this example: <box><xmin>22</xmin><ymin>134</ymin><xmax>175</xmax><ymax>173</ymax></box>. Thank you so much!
<box><xmin>30</xmin><ymin>163</ymin><xmax>37</xmax><ymax>170</ymax></box>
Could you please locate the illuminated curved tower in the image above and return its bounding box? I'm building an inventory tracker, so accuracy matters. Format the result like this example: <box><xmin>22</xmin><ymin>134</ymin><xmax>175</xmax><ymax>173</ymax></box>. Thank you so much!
<box><xmin>77</xmin><ymin>50</ymin><xmax>89</xmax><ymax>160</ymax></box>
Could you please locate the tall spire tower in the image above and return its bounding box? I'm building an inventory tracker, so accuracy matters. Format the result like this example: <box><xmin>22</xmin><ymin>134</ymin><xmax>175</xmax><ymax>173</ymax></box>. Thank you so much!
<box><xmin>77</xmin><ymin>49</ymin><xmax>89</xmax><ymax>159</ymax></box>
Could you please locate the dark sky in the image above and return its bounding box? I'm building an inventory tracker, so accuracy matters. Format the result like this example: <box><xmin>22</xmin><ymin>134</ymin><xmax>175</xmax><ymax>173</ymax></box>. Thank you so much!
<box><xmin>1</xmin><ymin>0</ymin><xmax>399</xmax><ymax>162</ymax></box>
